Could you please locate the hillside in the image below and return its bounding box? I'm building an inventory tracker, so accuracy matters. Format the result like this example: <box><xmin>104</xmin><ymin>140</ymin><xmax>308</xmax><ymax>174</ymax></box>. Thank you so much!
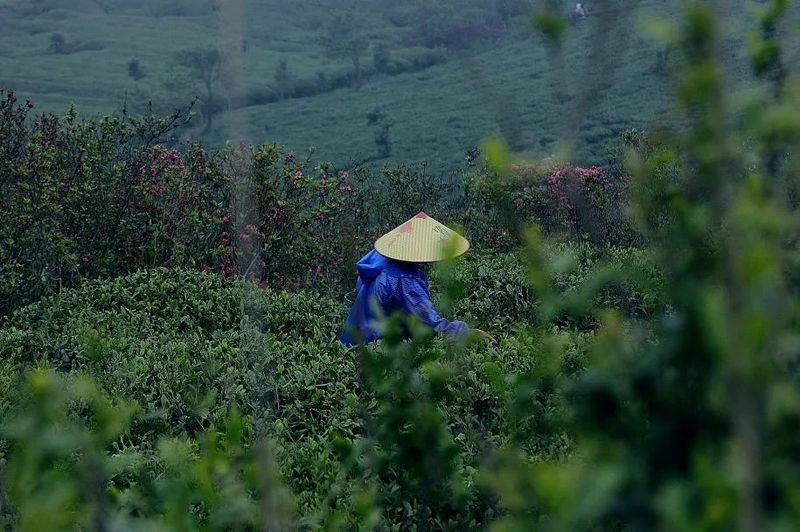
<box><xmin>3</xmin><ymin>1</ymin><xmax>798</xmax><ymax>171</ymax></box>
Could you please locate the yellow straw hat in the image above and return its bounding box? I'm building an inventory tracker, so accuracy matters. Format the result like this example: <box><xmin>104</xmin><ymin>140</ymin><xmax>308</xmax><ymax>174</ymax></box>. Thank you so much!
<box><xmin>374</xmin><ymin>212</ymin><xmax>470</xmax><ymax>263</ymax></box>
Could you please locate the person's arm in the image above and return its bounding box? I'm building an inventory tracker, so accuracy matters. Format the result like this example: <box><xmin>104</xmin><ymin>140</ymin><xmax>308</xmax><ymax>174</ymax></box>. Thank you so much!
<box><xmin>399</xmin><ymin>276</ymin><xmax>469</xmax><ymax>340</ymax></box>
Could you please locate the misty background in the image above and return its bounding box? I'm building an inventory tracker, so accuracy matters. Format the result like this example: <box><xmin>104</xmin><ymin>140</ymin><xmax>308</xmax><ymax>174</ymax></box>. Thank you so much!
<box><xmin>1</xmin><ymin>0</ymin><xmax>799</xmax><ymax>172</ymax></box>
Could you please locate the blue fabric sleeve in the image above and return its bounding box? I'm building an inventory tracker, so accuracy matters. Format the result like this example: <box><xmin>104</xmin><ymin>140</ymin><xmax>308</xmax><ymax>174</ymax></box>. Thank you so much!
<box><xmin>399</xmin><ymin>276</ymin><xmax>469</xmax><ymax>339</ymax></box>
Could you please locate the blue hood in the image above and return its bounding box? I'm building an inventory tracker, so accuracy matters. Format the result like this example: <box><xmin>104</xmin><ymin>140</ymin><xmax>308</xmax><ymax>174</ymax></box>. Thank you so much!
<box><xmin>356</xmin><ymin>249</ymin><xmax>392</xmax><ymax>282</ymax></box>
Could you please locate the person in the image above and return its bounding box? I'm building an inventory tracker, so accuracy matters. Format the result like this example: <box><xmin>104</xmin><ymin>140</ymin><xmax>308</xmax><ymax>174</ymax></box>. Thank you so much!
<box><xmin>340</xmin><ymin>212</ymin><xmax>494</xmax><ymax>347</ymax></box>
<box><xmin>570</xmin><ymin>2</ymin><xmax>588</xmax><ymax>24</ymax></box>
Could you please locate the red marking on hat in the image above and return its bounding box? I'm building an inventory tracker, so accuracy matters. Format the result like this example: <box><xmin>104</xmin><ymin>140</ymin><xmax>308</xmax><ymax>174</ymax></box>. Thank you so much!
<box><xmin>400</xmin><ymin>222</ymin><xmax>413</xmax><ymax>233</ymax></box>
<box><xmin>415</xmin><ymin>212</ymin><xmax>428</xmax><ymax>219</ymax></box>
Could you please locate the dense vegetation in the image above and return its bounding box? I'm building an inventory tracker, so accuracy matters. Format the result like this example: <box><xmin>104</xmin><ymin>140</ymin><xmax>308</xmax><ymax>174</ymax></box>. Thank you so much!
<box><xmin>2</xmin><ymin>1</ymin><xmax>800</xmax><ymax>530</ymax></box>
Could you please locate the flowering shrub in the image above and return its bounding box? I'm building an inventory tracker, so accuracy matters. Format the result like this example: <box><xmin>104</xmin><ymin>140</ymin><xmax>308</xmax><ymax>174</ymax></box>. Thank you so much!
<box><xmin>517</xmin><ymin>163</ymin><xmax>633</xmax><ymax>245</ymax></box>
<box><xmin>0</xmin><ymin>93</ymin><xmax>377</xmax><ymax>315</ymax></box>
<box><xmin>0</xmin><ymin>91</ymin><xmax>228</xmax><ymax>315</ymax></box>
<box><xmin>248</xmin><ymin>143</ymin><xmax>374</xmax><ymax>292</ymax></box>
<box><xmin>465</xmin><ymin>159</ymin><xmax>639</xmax><ymax>249</ymax></box>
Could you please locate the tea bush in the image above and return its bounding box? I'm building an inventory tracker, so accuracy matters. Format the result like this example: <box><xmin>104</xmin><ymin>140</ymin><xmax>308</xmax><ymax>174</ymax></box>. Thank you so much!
<box><xmin>0</xmin><ymin>266</ymin><xmax>592</xmax><ymax>528</ymax></box>
<box><xmin>435</xmin><ymin>244</ymin><xmax>665</xmax><ymax>333</ymax></box>
<box><xmin>0</xmin><ymin>268</ymin><xmax>343</xmax><ymax>428</ymax></box>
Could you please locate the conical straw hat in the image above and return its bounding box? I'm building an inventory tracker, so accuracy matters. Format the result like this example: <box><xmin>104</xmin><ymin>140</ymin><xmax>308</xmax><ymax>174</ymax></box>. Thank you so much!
<box><xmin>374</xmin><ymin>212</ymin><xmax>470</xmax><ymax>263</ymax></box>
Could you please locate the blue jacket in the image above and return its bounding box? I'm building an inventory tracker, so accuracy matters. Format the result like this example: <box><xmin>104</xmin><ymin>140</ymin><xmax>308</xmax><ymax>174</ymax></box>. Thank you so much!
<box><xmin>340</xmin><ymin>250</ymin><xmax>469</xmax><ymax>346</ymax></box>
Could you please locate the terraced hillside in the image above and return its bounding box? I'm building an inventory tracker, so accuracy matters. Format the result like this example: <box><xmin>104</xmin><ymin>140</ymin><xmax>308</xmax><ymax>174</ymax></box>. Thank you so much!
<box><xmin>1</xmin><ymin>0</ymin><xmax>798</xmax><ymax>170</ymax></box>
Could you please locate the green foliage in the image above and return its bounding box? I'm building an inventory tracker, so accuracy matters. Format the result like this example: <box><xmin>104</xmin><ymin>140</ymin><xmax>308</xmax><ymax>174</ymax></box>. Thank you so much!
<box><xmin>1</xmin><ymin>370</ymin><xmax>293</xmax><ymax>530</ymax></box>
<box><xmin>127</xmin><ymin>58</ymin><xmax>145</xmax><ymax>80</ymax></box>
<box><xmin>171</xmin><ymin>47</ymin><xmax>226</xmax><ymax>132</ymax></box>
<box><xmin>319</xmin><ymin>12</ymin><xmax>369</xmax><ymax>87</ymax></box>
<box><xmin>435</xmin><ymin>245</ymin><xmax>664</xmax><ymax>334</ymax></box>
<box><xmin>248</xmin><ymin>143</ymin><xmax>373</xmax><ymax>292</ymax></box>
<box><xmin>366</xmin><ymin>107</ymin><xmax>393</xmax><ymax>159</ymax></box>
<box><xmin>0</xmin><ymin>97</ymin><xmax>374</xmax><ymax>315</ymax></box>
<box><xmin>0</xmin><ymin>267</ymin><xmax>578</xmax><ymax>528</ymax></box>
<box><xmin>48</xmin><ymin>32</ymin><xmax>66</xmax><ymax>53</ymax></box>
<box><xmin>273</xmin><ymin>59</ymin><xmax>293</xmax><ymax>100</ymax></box>
<box><xmin>0</xmin><ymin>269</ymin><xmax>347</xmax><ymax>525</ymax></box>
<box><xmin>3</xmin><ymin>3</ymin><xmax>800</xmax><ymax>529</ymax></box>
<box><xmin>465</xmin><ymin>157</ymin><xmax>639</xmax><ymax>249</ymax></box>
<box><xmin>483</xmin><ymin>3</ymin><xmax>800</xmax><ymax>530</ymax></box>
<box><xmin>530</xmin><ymin>7</ymin><xmax>566</xmax><ymax>44</ymax></box>
<box><xmin>481</xmin><ymin>135</ymin><xmax>510</xmax><ymax>175</ymax></box>
<box><xmin>0</xmin><ymin>91</ymin><xmax>223</xmax><ymax>315</ymax></box>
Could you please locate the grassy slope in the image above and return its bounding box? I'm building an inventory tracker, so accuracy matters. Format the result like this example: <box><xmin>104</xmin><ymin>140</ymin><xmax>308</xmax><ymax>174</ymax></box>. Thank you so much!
<box><xmin>216</xmin><ymin>0</ymin><xmax>788</xmax><ymax>170</ymax></box>
<box><xmin>0</xmin><ymin>0</ymin><xmax>402</xmax><ymax>113</ymax></box>
<box><xmin>1</xmin><ymin>0</ymin><xmax>798</xmax><ymax>170</ymax></box>
<box><xmin>215</xmin><ymin>24</ymin><xmax>673</xmax><ymax>169</ymax></box>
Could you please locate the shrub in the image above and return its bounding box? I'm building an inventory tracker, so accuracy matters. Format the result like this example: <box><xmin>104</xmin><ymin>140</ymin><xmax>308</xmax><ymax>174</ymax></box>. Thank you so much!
<box><xmin>0</xmin><ymin>269</ymin><xmax>354</xmax><ymax>518</ymax></box>
<box><xmin>366</xmin><ymin>163</ymin><xmax>462</xmax><ymax>229</ymax></box>
<box><xmin>366</xmin><ymin>107</ymin><xmax>393</xmax><ymax>158</ymax></box>
<box><xmin>0</xmin><ymin>88</ymin><xmax>648</xmax><ymax>320</ymax></box>
<box><xmin>48</xmin><ymin>32</ymin><xmax>66</xmax><ymax>53</ymax></box>
<box><xmin>434</xmin><ymin>252</ymin><xmax>535</xmax><ymax>332</ymax></box>
<box><xmin>247</xmin><ymin>143</ymin><xmax>374</xmax><ymax>292</ymax></box>
<box><xmin>484</xmin><ymin>5</ymin><xmax>800</xmax><ymax>529</ymax></box>
<box><xmin>434</xmin><ymin>245</ymin><xmax>665</xmax><ymax>333</ymax></box>
<box><xmin>372</xmin><ymin>42</ymin><xmax>390</xmax><ymax>73</ymax></box>
<box><xmin>465</xmin><ymin>158</ymin><xmax>640</xmax><ymax>249</ymax></box>
<box><xmin>0</xmin><ymin>94</ymin><xmax>373</xmax><ymax>315</ymax></box>
<box><xmin>273</xmin><ymin>59</ymin><xmax>293</xmax><ymax>100</ymax></box>
<box><xmin>0</xmin><ymin>267</ymin><xmax>583</xmax><ymax>528</ymax></box>
<box><xmin>127</xmin><ymin>58</ymin><xmax>145</xmax><ymax>80</ymax></box>
<box><xmin>0</xmin><ymin>370</ymin><xmax>291</xmax><ymax>530</ymax></box>
<box><xmin>0</xmin><ymin>92</ymin><xmax>229</xmax><ymax>315</ymax></box>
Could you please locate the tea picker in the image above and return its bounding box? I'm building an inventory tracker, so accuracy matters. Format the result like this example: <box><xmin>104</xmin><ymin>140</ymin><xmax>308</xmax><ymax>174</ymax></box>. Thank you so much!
<box><xmin>340</xmin><ymin>212</ymin><xmax>496</xmax><ymax>347</ymax></box>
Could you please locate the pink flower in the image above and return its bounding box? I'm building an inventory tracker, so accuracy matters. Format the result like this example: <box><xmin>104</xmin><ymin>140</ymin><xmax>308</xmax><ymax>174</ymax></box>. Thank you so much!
<box><xmin>243</xmin><ymin>224</ymin><xmax>264</xmax><ymax>238</ymax></box>
<box><xmin>575</xmin><ymin>165</ymin><xmax>604</xmax><ymax>181</ymax></box>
